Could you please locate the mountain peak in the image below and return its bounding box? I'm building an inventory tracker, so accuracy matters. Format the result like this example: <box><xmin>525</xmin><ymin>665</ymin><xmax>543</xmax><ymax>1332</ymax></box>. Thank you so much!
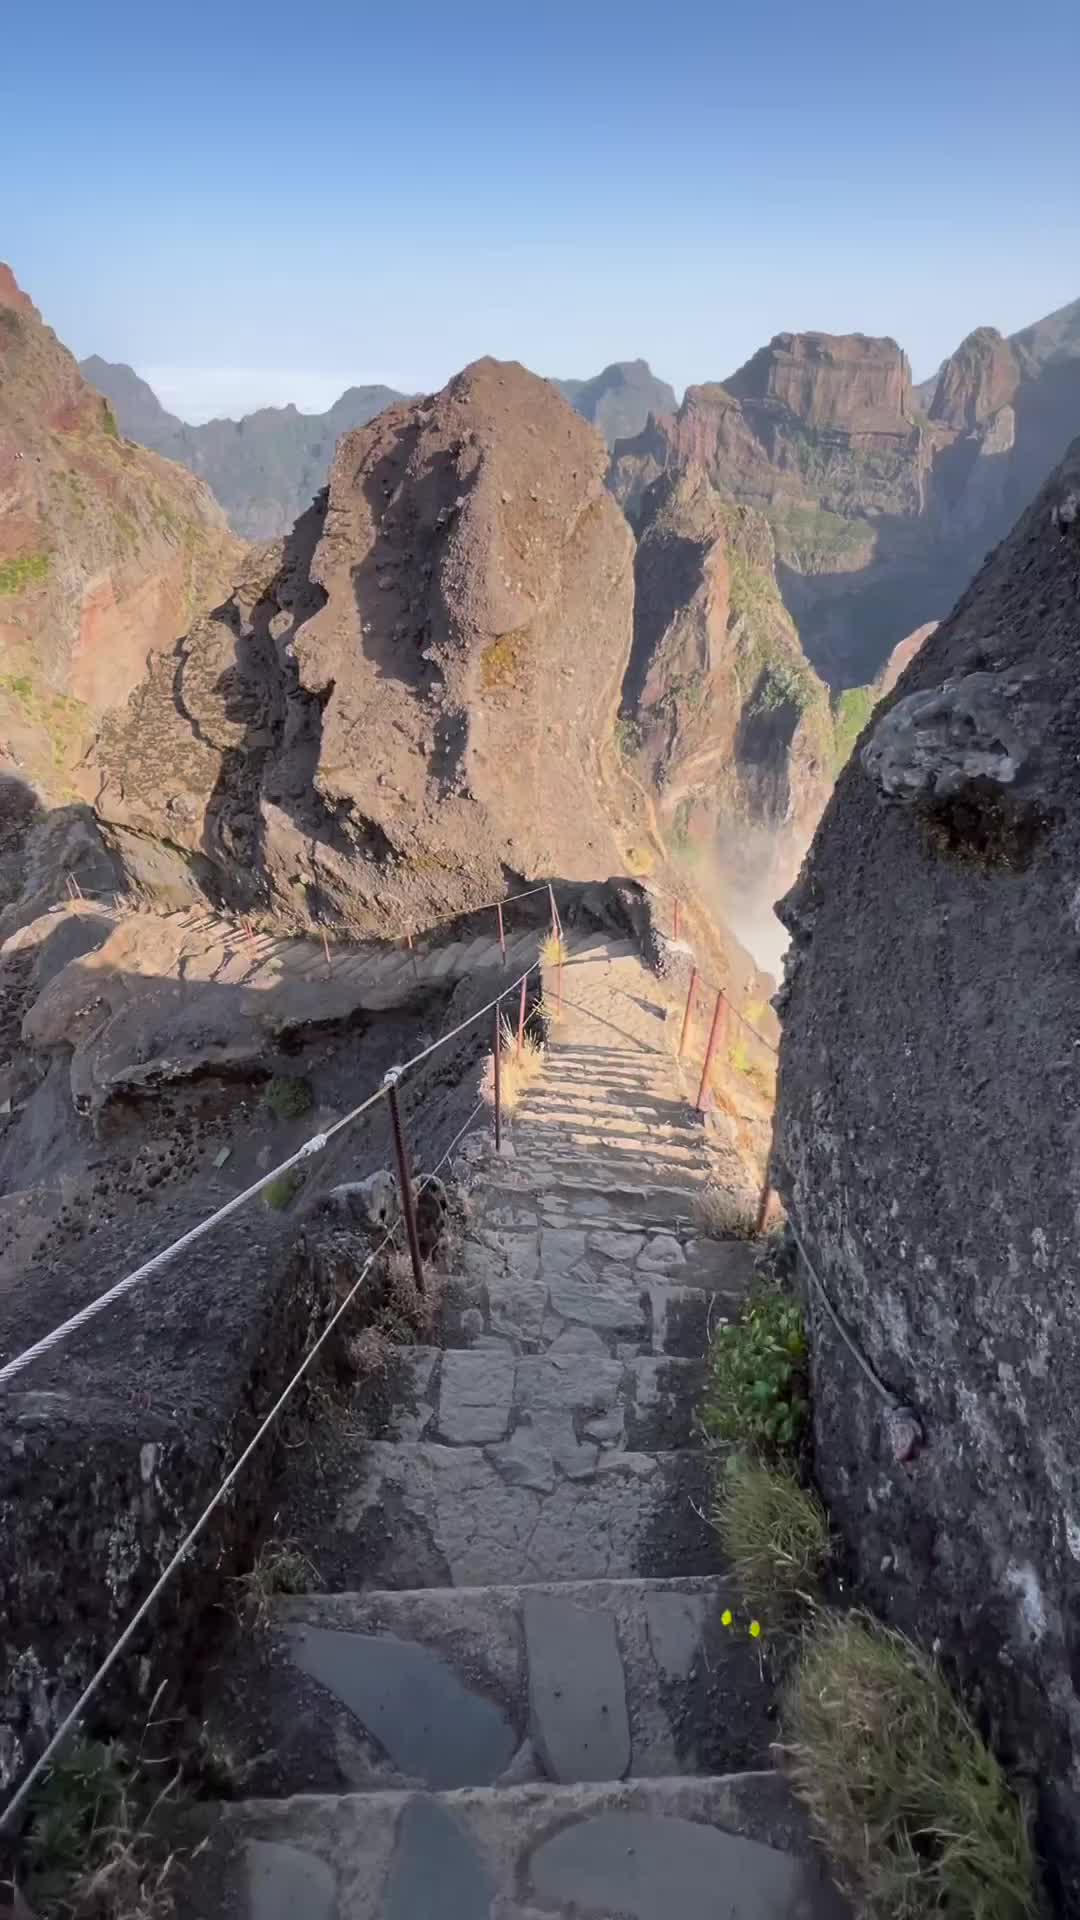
<box><xmin>0</xmin><ymin>261</ymin><xmax>37</xmax><ymax>317</ymax></box>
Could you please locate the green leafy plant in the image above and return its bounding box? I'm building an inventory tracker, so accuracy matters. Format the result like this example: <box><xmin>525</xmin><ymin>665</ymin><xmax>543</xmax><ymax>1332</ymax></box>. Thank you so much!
<box><xmin>713</xmin><ymin>1459</ymin><xmax>829</xmax><ymax>1616</ymax></box>
<box><xmin>263</xmin><ymin>1075</ymin><xmax>313</xmax><ymax>1120</ymax></box>
<box><xmin>101</xmin><ymin>401</ymin><xmax>120</xmax><ymax>440</ymax></box>
<box><xmin>699</xmin><ymin>1289</ymin><xmax>808</xmax><ymax>1456</ymax></box>
<box><xmin>614</xmin><ymin>713</ymin><xmax>642</xmax><ymax>757</ymax></box>
<box><xmin>23</xmin><ymin>1734</ymin><xmax>176</xmax><ymax>1917</ymax></box>
<box><xmin>788</xmin><ymin>1613</ymin><xmax>1037</xmax><ymax>1920</ymax></box>
<box><xmin>832</xmin><ymin>683</ymin><xmax>877</xmax><ymax>772</ymax></box>
<box><xmin>263</xmin><ymin>1168</ymin><xmax>304</xmax><ymax>1211</ymax></box>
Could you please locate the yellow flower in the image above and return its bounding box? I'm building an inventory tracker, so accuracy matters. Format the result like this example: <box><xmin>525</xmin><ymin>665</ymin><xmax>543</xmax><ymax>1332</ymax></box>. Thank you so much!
<box><xmin>749</xmin><ymin>1620</ymin><xmax>762</xmax><ymax>1639</ymax></box>
<box><xmin>721</xmin><ymin>1609</ymin><xmax>733</xmax><ymax>1628</ymax></box>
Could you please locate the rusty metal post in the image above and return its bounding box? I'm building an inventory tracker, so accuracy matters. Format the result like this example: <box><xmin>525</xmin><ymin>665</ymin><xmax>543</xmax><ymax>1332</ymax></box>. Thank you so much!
<box><xmin>673</xmin><ymin>899</ymin><xmax>680</xmax><ymax>942</ymax></box>
<box><xmin>497</xmin><ymin>901</ymin><xmax>507</xmax><ymax>967</ymax></box>
<box><xmin>677</xmin><ymin>967</ymin><xmax>698</xmax><ymax>1060</ymax></box>
<box><xmin>547</xmin><ymin>882</ymin><xmax>561</xmax><ymax>940</ymax></box>
<box><xmin>493</xmin><ymin>1000</ymin><xmax>503</xmax><ymax>1154</ymax></box>
<box><xmin>516</xmin><ymin>972</ymin><xmax>527</xmax><ymax>1059</ymax></box>
<box><xmin>383</xmin><ymin>1068</ymin><xmax>424</xmax><ymax>1291</ymax></box>
<box><xmin>695</xmin><ymin>990</ymin><xmax>727</xmax><ymax>1114</ymax></box>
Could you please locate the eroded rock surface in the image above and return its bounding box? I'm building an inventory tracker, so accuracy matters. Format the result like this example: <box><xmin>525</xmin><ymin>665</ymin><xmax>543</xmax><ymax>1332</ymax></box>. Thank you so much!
<box><xmin>774</xmin><ymin>435</ymin><xmax>1080</xmax><ymax>1897</ymax></box>
<box><xmin>88</xmin><ymin>360</ymin><xmax>635</xmax><ymax>937</ymax></box>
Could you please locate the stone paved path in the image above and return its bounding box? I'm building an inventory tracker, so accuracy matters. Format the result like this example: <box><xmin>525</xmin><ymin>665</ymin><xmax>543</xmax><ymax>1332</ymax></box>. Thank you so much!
<box><xmin>194</xmin><ymin>938</ymin><xmax>843</xmax><ymax>1919</ymax></box>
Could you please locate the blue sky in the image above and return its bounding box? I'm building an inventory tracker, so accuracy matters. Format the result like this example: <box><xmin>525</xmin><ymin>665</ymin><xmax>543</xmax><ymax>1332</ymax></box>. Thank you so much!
<box><xmin>3</xmin><ymin>0</ymin><xmax>1078</xmax><ymax>421</ymax></box>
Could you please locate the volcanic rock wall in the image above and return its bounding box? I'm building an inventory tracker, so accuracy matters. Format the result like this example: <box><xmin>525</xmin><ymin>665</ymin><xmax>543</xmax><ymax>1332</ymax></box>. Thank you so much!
<box><xmin>774</xmin><ymin>437</ymin><xmax>1080</xmax><ymax>1896</ymax></box>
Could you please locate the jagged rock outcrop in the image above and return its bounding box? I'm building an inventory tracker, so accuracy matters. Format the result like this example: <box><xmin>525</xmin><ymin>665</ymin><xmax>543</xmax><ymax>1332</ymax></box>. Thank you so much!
<box><xmin>554</xmin><ymin>360</ymin><xmax>678</xmax><ymax>448</ymax></box>
<box><xmin>620</xmin><ymin>466</ymin><xmax>833</xmax><ymax>971</ymax></box>
<box><xmin>611</xmin><ymin>311</ymin><xmax>1080</xmax><ymax>689</ymax></box>
<box><xmin>86</xmin><ymin>359</ymin><xmax>635</xmax><ymax>934</ymax></box>
<box><xmin>774</xmin><ymin>435</ymin><xmax>1080</xmax><ymax>1898</ymax></box>
<box><xmin>81</xmin><ymin>357</ymin><xmax>409</xmax><ymax>539</ymax></box>
<box><xmin>0</xmin><ymin>267</ymin><xmax>243</xmax><ymax>795</ymax></box>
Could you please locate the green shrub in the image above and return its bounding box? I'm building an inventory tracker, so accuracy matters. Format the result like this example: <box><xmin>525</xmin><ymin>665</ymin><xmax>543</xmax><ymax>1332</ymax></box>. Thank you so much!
<box><xmin>713</xmin><ymin>1459</ymin><xmax>828</xmax><ymax>1615</ymax></box>
<box><xmin>788</xmin><ymin>1614</ymin><xmax>1036</xmax><ymax>1920</ymax></box>
<box><xmin>101</xmin><ymin>401</ymin><xmax>120</xmax><ymax>439</ymax></box>
<box><xmin>699</xmin><ymin>1289</ymin><xmax>808</xmax><ymax>1456</ymax></box>
<box><xmin>264</xmin><ymin>1075</ymin><xmax>313</xmax><ymax>1120</ymax></box>
<box><xmin>23</xmin><ymin>1734</ymin><xmax>175</xmax><ymax>1916</ymax></box>
<box><xmin>263</xmin><ymin>1168</ymin><xmax>304</xmax><ymax>1211</ymax></box>
<box><xmin>614</xmin><ymin>713</ymin><xmax>642</xmax><ymax>757</ymax></box>
<box><xmin>0</xmin><ymin>551</ymin><xmax>49</xmax><ymax>594</ymax></box>
<box><xmin>832</xmin><ymin>683</ymin><xmax>877</xmax><ymax>771</ymax></box>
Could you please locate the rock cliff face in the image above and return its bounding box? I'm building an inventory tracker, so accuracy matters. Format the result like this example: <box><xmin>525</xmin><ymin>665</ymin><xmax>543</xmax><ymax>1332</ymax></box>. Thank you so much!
<box><xmin>620</xmin><ymin>466</ymin><xmax>833</xmax><ymax>971</ymax></box>
<box><xmin>774</xmin><ymin>437</ymin><xmax>1080</xmax><ymax>1897</ymax></box>
<box><xmin>87</xmin><ymin>359</ymin><xmax>635</xmax><ymax>934</ymax></box>
<box><xmin>81</xmin><ymin>357</ymin><xmax>409</xmax><ymax>539</ymax></box>
<box><xmin>0</xmin><ymin>268</ymin><xmax>243</xmax><ymax>796</ymax></box>
<box><xmin>611</xmin><ymin>313</ymin><xmax>1080</xmax><ymax>689</ymax></box>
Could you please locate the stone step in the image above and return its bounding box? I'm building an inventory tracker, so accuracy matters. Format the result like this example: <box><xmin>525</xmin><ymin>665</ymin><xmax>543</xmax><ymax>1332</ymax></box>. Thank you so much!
<box><xmin>316</xmin><ymin>1433</ymin><xmax>714</xmax><ymax>1590</ymax></box>
<box><xmin>513</xmin><ymin>1129</ymin><xmax>709</xmax><ymax>1171</ymax></box>
<box><xmin>383</xmin><ymin>1346</ymin><xmax>704</xmax><ymax>1451</ymax></box>
<box><xmin>484</xmin><ymin>1177</ymin><xmax>706</xmax><ymax>1232</ymax></box>
<box><xmin>209</xmin><ymin>1576</ymin><xmax>775</xmax><ymax>1800</ymax></box>
<box><xmin>453</xmin><ymin>1222</ymin><xmax>752</xmax><ymax>1355</ymax></box>
<box><xmin>188</xmin><ymin>1771</ymin><xmax>844</xmax><ymax>1920</ymax></box>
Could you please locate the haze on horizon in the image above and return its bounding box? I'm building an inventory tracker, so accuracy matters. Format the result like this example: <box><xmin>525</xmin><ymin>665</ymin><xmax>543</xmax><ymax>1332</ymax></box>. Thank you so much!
<box><xmin>4</xmin><ymin>0</ymin><xmax>1078</xmax><ymax>424</ymax></box>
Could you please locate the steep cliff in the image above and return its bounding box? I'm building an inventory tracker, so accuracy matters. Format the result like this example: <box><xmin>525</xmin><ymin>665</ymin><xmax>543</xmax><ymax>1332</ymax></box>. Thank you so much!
<box><xmin>0</xmin><ymin>268</ymin><xmax>243</xmax><ymax>796</ymax></box>
<box><xmin>81</xmin><ymin>357</ymin><xmax>409</xmax><ymax>539</ymax></box>
<box><xmin>87</xmin><ymin>359</ymin><xmax>636</xmax><ymax>934</ymax></box>
<box><xmin>611</xmin><ymin>313</ymin><xmax>1080</xmax><ymax>690</ymax></box>
<box><xmin>620</xmin><ymin>466</ymin><xmax>833</xmax><ymax>970</ymax></box>
<box><xmin>774</xmin><ymin>437</ymin><xmax>1080</xmax><ymax>1898</ymax></box>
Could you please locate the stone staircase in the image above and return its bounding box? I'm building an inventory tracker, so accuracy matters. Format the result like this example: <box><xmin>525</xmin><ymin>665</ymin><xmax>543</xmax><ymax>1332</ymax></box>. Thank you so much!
<box><xmin>166</xmin><ymin>904</ymin><xmax>539</xmax><ymax>1007</ymax></box>
<box><xmin>189</xmin><ymin>939</ymin><xmax>842</xmax><ymax>1918</ymax></box>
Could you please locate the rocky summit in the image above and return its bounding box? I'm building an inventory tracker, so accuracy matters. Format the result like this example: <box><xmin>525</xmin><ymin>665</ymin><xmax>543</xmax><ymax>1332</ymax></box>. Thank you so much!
<box><xmin>773</xmin><ymin>432</ymin><xmax>1080</xmax><ymax>1898</ymax></box>
<box><xmin>0</xmin><ymin>266</ymin><xmax>243</xmax><ymax>796</ymax></box>
<box><xmin>87</xmin><ymin>358</ymin><xmax>636</xmax><ymax>935</ymax></box>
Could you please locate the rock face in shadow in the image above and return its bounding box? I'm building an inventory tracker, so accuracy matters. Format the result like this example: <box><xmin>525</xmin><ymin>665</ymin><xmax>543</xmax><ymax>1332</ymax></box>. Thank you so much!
<box><xmin>0</xmin><ymin>266</ymin><xmax>244</xmax><ymax>796</ymax></box>
<box><xmin>773</xmin><ymin>434</ymin><xmax>1080</xmax><ymax>1899</ymax></box>
<box><xmin>554</xmin><ymin>361</ymin><xmax>678</xmax><ymax>449</ymax></box>
<box><xmin>87</xmin><ymin>360</ymin><xmax>635</xmax><ymax>936</ymax></box>
<box><xmin>610</xmin><ymin>312</ymin><xmax>1080</xmax><ymax>689</ymax></box>
<box><xmin>620</xmin><ymin>467</ymin><xmax>833</xmax><ymax>972</ymax></box>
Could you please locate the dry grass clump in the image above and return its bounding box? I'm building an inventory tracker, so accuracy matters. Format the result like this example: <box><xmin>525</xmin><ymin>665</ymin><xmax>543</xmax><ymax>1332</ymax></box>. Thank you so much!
<box><xmin>787</xmin><ymin>1614</ymin><xmax>1036</xmax><ymax>1920</ymax></box>
<box><xmin>694</xmin><ymin>1182</ymin><xmax>757</xmax><ymax>1239</ymax></box>
<box><xmin>713</xmin><ymin>1460</ymin><xmax>829</xmax><ymax>1617</ymax></box>
<box><xmin>23</xmin><ymin>1735</ymin><xmax>178</xmax><ymax>1920</ymax></box>
<box><xmin>493</xmin><ymin>1015</ymin><xmax>545</xmax><ymax>1111</ymax></box>
<box><xmin>540</xmin><ymin>929</ymin><xmax>567</xmax><ymax>968</ymax></box>
<box><xmin>234</xmin><ymin>1540</ymin><xmax>318</xmax><ymax>1626</ymax></box>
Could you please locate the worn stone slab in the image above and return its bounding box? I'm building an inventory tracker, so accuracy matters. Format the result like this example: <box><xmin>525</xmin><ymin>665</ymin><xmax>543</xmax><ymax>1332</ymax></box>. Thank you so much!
<box><xmin>524</xmin><ymin>1590</ymin><xmax>631</xmax><ymax>1782</ymax></box>
<box><xmin>529</xmin><ymin>1810</ymin><xmax>814</xmax><ymax>1920</ymax></box>
<box><xmin>285</xmin><ymin>1625</ymin><xmax>516</xmax><ymax>1788</ymax></box>
<box><xmin>436</xmin><ymin>1349</ymin><xmax>515</xmax><ymax>1444</ymax></box>
<box><xmin>384</xmin><ymin>1797</ymin><xmax>494</xmax><ymax>1920</ymax></box>
<box><xmin>637</xmin><ymin>1232</ymin><xmax>687</xmax><ymax>1272</ymax></box>
<box><xmin>246</xmin><ymin>1839</ymin><xmax>335</xmax><ymax>1920</ymax></box>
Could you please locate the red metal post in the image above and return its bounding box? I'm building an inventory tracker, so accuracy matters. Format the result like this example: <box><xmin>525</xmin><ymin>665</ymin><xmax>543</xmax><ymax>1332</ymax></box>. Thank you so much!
<box><xmin>547</xmin><ymin>882</ymin><xmax>562</xmax><ymax>940</ymax></box>
<box><xmin>695</xmin><ymin>990</ymin><xmax>728</xmax><ymax>1113</ymax></box>
<box><xmin>497</xmin><ymin>901</ymin><xmax>507</xmax><ymax>967</ymax></box>
<box><xmin>383</xmin><ymin>1068</ymin><xmax>424</xmax><ymax>1291</ymax></box>
<box><xmin>493</xmin><ymin>1000</ymin><xmax>503</xmax><ymax>1153</ymax></box>
<box><xmin>677</xmin><ymin>967</ymin><xmax>699</xmax><ymax>1060</ymax></box>
<box><xmin>516</xmin><ymin>972</ymin><xmax>527</xmax><ymax>1059</ymax></box>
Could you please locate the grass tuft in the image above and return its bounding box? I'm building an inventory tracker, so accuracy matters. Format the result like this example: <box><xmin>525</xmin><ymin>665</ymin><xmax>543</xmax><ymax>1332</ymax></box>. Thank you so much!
<box><xmin>713</xmin><ymin>1459</ymin><xmax>829</xmax><ymax>1617</ymax></box>
<box><xmin>787</xmin><ymin>1613</ymin><xmax>1037</xmax><ymax>1920</ymax></box>
<box><xmin>234</xmin><ymin>1540</ymin><xmax>318</xmax><ymax>1627</ymax></box>
<box><xmin>23</xmin><ymin>1734</ymin><xmax>177</xmax><ymax>1919</ymax></box>
<box><xmin>494</xmin><ymin>1015</ymin><xmax>545</xmax><ymax>1111</ymax></box>
<box><xmin>263</xmin><ymin>1075</ymin><xmax>313</xmax><ymax>1121</ymax></box>
<box><xmin>540</xmin><ymin>929</ymin><xmax>567</xmax><ymax>968</ymax></box>
<box><xmin>694</xmin><ymin>1184</ymin><xmax>757</xmax><ymax>1239</ymax></box>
